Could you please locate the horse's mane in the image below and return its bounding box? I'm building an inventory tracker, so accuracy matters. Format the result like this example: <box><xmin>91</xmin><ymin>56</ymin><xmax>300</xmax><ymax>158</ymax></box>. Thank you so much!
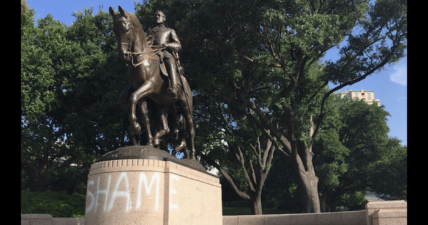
<box><xmin>128</xmin><ymin>13</ymin><xmax>145</xmax><ymax>34</ymax></box>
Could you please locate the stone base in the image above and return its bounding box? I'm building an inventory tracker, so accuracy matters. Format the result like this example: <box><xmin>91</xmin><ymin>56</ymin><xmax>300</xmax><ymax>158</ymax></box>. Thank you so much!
<box><xmin>85</xmin><ymin>147</ymin><xmax>222</xmax><ymax>225</ymax></box>
<box><xmin>96</xmin><ymin>146</ymin><xmax>207</xmax><ymax>173</ymax></box>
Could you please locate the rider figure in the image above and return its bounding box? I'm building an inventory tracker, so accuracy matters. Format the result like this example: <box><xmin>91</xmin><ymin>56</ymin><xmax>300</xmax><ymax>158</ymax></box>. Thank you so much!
<box><xmin>150</xmin><ymin>10</ymin><xmax>181</xmax><ymax>100</ymax></box>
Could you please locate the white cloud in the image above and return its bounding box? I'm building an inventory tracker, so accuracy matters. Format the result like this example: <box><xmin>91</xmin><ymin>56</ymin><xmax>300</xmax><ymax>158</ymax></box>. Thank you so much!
<box><xmin>397</xmin><ymin>96</ymin><xmax>407</xmax><ymax>101</ymax></box>
<box><xmin>389</xmin><ymin>62</ymin><xmax>407</xmax><ymax>86</ymax></box>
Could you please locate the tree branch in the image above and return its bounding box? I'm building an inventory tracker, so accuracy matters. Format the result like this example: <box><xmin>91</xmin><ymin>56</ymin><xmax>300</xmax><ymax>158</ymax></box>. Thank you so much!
<box><xmin>200</xmin><ymin>154</ymin><xmax>250</xmax><ymax>200</ymax></box>
<box><xmin>261</xmin><ymin>134</ymin><xmax>273</xmax><ymax>168</ymax></box>
<box><xmin>312</xmin><ymin>37</ymin><xmax>403</xmax><ymax>144</ymax></box>
<box><xmin>234</xmin><ymin>50</ymin><xmax>281</xmax><ymax>68</ymax></box>
<box><xmin>245</xmin><ymin>110</ymin><xmax>291</xmax><ymax>157</ymax></box>
<box><xmin>262</xmin><ymin>22</ymin><xmax>278</xmax><ymax>60</ymax></box>
<box><xmin>237</xmin><ymin>146</ymin><xmax>257</xmax><ymax>190</ymax></box>
<box><xmin>232</xmin><ymin>83</ymin><xmax>292</xmax><ymax>153</ymax></box>
<box><xmin>249</xmin><ymin>142</ymin><xmax>262</xmax><ymax>168</ymax></box>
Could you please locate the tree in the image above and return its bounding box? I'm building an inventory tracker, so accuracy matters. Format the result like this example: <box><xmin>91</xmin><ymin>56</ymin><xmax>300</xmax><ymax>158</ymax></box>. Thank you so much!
<box><xmin>315</xmin><ymin>96</ymin><xmax>402</xmax><ymax>211</ymax></box>
<box><xmin>21</xmin><ymin>0</ymin><xmax>34</xmax><ymax>36</ymax></box>
<box><xmin>198</xmin><ymin>117</ymin><xmax>277</xmax><ymax>214</ymax></box>
<box><xmin>59</xmin><ymin>7</ymin><xmax>130</xmax><ymax>158</ymax></box>
<box><xmin>262</xmin><ymin>153</ymin><xmax>305</xmax><ymax>213</ymax></box>
<box><xmin>21</xmin><ymin>10</ymin><xmax>79</xmax><ymax>191</ymax></box>
<box><xmin>145</xmin><ymin>0</ymin><xmax>407</xmax><ymax>213</ymax></box>
<box><xmin>21</xmin><ymin>6</ymin><xmax>130</xmax><ymax>194</ymax></box>
<box><xmin>311</xmin><ymin>97</ymin><xmax>349</xmax><ymax>212</ymax></box>
<box><xmin>367</xmin><ymin>138</ymin><xmax>407</xmax><ymax>200</ymax></box>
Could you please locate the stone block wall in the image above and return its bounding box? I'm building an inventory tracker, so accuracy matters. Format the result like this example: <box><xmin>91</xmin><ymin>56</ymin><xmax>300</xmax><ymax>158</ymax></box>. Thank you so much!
<box><xmin>21</xmin><ymin>204</ymin><xmax>408</xmax><ymax>225</ymax></box>
<box><xmin>22</xmin><ymin>211</ymin><xmax>367</xmax><ymax>225</ymax></box>
<box><xmin>21</xmin><ymin>214</ymin><xmax>54</xmax><ymax>225</ymax></box>
<box><xmin>365</xmin><ymin>200</ymin><xmax>407</xmax><ymax>225</ymax></box>
<box><xmin>223</xmin><ymin>210</ymin><xmax>367</xmax><ymax>225</ymax></box>
<box><xmin>372</xmin><ymin>209</ymin><xmax>407</xmax><ymax>225</ymax></box>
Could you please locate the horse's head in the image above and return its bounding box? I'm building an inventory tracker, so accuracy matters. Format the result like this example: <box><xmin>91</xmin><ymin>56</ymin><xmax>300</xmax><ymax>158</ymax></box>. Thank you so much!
<box><xmin>109</xmin><ymin>6</ymin><xmax>135</xmax><ymax>63</ymax></box>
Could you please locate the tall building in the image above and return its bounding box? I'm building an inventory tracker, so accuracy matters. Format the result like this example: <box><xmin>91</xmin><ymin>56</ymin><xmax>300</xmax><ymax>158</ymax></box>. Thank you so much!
<box><xmin>335</xmin><ymin>89</ymin><xmax>380</xmax><ymax>106</ymax></box>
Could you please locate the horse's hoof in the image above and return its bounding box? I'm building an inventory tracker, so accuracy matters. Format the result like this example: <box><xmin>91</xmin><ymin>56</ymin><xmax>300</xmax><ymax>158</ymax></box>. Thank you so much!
<box><xmin>175</xmin><ymin>142</ymin><xmax>186</xmax><ymax>152</ymax></box>
<box><xmin>154</xmin><ymin>138</ymin><xmax>160</xmax><ymax>146</ymax></box>
<box><xmin>128</xmin><ymin>122</ymin><xmax>141</xmax><ymax>134</ymax></box>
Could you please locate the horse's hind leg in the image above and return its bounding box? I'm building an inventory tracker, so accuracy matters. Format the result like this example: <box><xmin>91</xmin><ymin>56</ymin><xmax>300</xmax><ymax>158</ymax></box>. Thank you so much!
<box><xmin>153</xmin><ymin>105</ymin><xmax>170</xmax><ymax>147</ymax></box>
<box><xmin>128</xmin><ymin>124</ymin><xmax>141</xmax><ymax>146</ymax></box>
<box><xmin>173</xmin><ymin>114</ymin><xmax>187</xmax><ymax>157</ymax></box>
<box><xmin>186</xmin><ymin>121</ymin><xmax>195</xmax><ymax>160</ymax></box>
<box><xmin>180</xmin><ymin>106</ymin><xmax>195</xmax><ymax>160</ymax></box>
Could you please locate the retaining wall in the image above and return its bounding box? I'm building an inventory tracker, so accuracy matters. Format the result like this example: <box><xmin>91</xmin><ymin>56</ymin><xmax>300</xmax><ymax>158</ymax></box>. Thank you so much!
<box><xmin>21</xmin><ymin>210</ymin><xmax>366</xmax><ymax>225</ymax></box>
<box><xmin>21</xmin><ymin>200</ymin><xmax>407</xmax><ymax>225</ymax></box>
<box><xmin>223</xmin><ymin>210</ymin><xmax>367</xmax><ymax>225</ymax></box>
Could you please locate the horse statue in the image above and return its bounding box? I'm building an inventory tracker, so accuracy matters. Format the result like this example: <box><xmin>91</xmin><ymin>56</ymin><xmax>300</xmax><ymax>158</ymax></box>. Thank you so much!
<box><xmin>110</xmin><ymin>6</ymin><xmax>195</xmax><ymax>159</ymax></box>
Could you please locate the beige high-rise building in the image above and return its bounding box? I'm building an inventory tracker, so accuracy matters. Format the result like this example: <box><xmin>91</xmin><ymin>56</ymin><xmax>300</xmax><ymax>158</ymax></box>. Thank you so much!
<box><xmin>335</xmin><ymin>89</ymin><xmax>380</xmax><ymax>106</ymax></box>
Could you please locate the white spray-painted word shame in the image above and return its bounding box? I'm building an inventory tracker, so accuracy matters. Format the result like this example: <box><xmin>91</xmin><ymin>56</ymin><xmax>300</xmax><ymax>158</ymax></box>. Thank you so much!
<box><xmin>169</xmin><ymin>174</ymin><xmax>179</xmax><ymax>210</ymax></box>
<box><xmin>86</xmin><ymin>172</ymin><xmax>179</xmax><ymax>213</ymax></box>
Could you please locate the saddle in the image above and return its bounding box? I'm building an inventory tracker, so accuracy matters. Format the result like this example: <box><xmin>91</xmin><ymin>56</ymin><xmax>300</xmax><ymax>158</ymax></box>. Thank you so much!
<box><xmin>156</xmin><ymin>51</ymin><xmax>168</xmax><ymax>77</ymax></box>
<box><xmin>146</xmin><ymin>32</ymin><xmax>183</xmax><ymax>78</ymax></box>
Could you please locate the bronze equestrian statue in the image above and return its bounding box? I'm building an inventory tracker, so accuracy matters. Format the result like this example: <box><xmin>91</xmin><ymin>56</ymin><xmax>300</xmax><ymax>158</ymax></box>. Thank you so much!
<box><xmin>110</xmin><ymin>6</ymin><xmax>195</xmax><ymax>159</ymax></box>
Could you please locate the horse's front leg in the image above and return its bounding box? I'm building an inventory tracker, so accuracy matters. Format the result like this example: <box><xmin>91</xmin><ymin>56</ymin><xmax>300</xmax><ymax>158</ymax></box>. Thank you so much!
<box><xmin>139</xmin><ymin>99</ymin><xmax>154</xmax><ymax>146</ymax></box>
<box><xmin>128</xmin><ymin>81</ymin><xmax>155</xmax><ymax>145</ymax></box>
<box><xmin>119</xmin><ymin>86</ymin><xmax>139</xmax><ymax>145</ymax></box>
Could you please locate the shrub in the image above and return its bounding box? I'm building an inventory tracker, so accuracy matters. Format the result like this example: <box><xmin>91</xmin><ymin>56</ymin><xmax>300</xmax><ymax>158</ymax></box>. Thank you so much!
<box><xmin>21</xmin><ymin>190</ymin><xmax>85</xmax><ymax>217</ymax></box>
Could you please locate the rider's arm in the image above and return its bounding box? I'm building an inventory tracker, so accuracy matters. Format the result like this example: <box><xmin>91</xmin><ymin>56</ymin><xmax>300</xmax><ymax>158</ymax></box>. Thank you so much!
<box><xmin>164</xmin><ymin>29</ymin><xmax>181</xmax><ymax>53</ymax></box>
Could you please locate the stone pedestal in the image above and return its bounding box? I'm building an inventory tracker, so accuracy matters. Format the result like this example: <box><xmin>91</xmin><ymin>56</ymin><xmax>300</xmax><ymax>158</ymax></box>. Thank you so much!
<box><xmin>84</xmin><ymin>146</ymin><xmax>222</xmax><ymax>225</ymax></box>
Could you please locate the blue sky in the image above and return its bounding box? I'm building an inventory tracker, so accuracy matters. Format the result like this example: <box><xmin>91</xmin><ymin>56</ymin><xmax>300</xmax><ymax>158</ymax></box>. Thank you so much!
<box><xmin>26</xmin><ymin>0</ymin><xmax>407</xmax><ymax>146</ymax></box>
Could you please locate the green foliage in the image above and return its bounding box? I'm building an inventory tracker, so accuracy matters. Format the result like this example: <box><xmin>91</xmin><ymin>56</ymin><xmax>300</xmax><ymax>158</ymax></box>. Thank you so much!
<box><xmin>315</xmin><ymin>96</ymin><xmax>403</xmax><ymax>211</ymax></box>
<box><xmin>21</xmin><ymin>190</ymin><xmax>85</xmax><ymax>217</ymax></box>
<box><xmin>337</xmin><ymin>98</ymin><xmax>391</xmax><ymax>190</ymax></box>
<box><xmin>21</xmin><ymin>14</ymin><xmax>70</xmax><ymax>121</ymax></box>
<box><xmin>338</xmin><ymin>191</ymin><xmax>367</xmax><ymax>211</ymax></box>
<box><xmin>367</xmin><ymin>138</ymin><xmax>407</xmax><ymax>200</ymax></box>
<box><xmin>324</xmin><ymin>0</ymin><xmax>407</xmax><ymax>84</ymax></box>
<box><xmin>262</xmin><ymin>158</ymin><xmax>304</xmax><ymax>213</ymax></box>
<box><xmin>21</xmin><ymin>5</ymin><xmax>129</xmax><ymax>195</ymax></box>
<box><xmin>21</xmin><ymin>0</ymin><xmax>35</xmax><ymax>36</ymax></box>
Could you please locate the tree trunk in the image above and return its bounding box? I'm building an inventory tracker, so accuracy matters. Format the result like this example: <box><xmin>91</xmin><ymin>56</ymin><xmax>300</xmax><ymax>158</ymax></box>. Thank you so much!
<box><xmin>33</xmin><ymin>154</ymin><xmax>49</xmax><ymax>191</ymax></box>
<box><xmin>327</xmin><ymin>193</ymin><xmax>337</xmax><ymax>212</ymax></box>
<box><xmin>320</xmin><ymin>193</ymin><xmax>326</xmax><ymax>212</ymax></box>
<box><xmin>298</xmin><ymin>173</ymin><xmax>320</xmax><ymax>213</ymax></box>
<box><xmin>293</xmin><ymin>145</ymin><xmax>321</xmax><ymax>213</ymax></box>
<box><xmin>250</xmin><ymin>190</ymin><xmax>263</xmax><ymax>215</ymax></box>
